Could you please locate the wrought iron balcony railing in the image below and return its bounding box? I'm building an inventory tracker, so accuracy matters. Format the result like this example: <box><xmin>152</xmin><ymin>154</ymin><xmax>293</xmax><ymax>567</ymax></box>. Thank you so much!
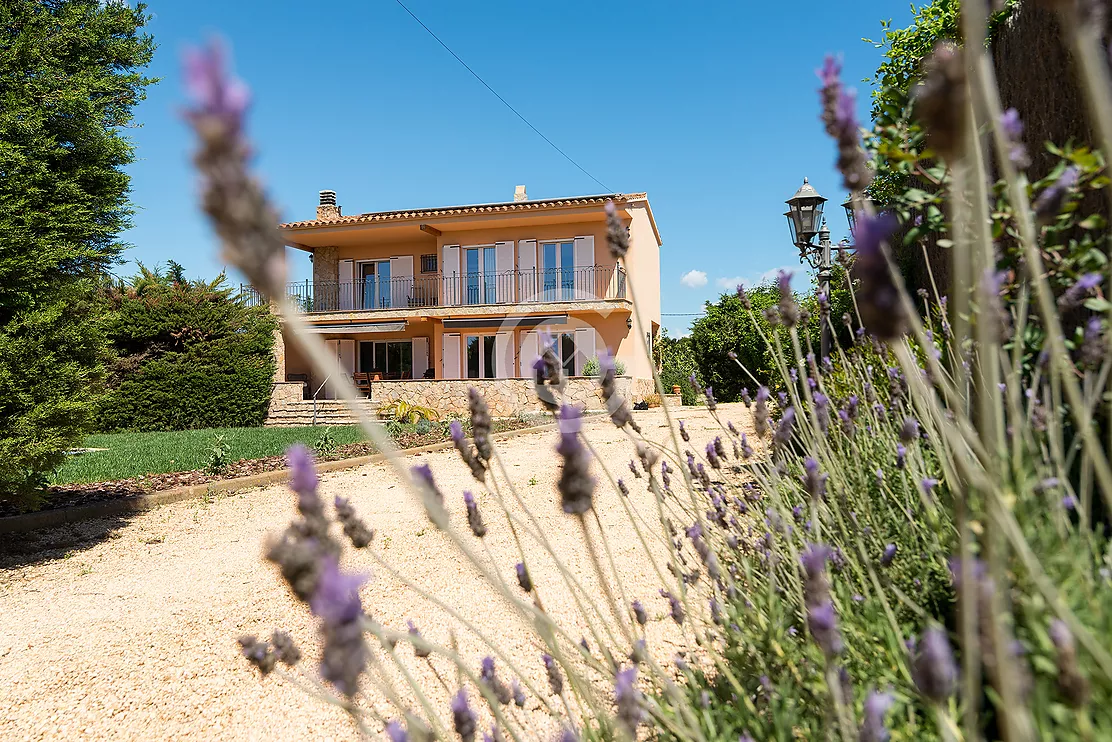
<box><xmin>241</xmin><ymin>264</ymin><xmax>626</xmax><ymax>313</ymax></box>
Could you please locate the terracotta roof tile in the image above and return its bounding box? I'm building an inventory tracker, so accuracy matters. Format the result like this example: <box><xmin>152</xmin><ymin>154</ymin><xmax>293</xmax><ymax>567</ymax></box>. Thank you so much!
<box><xmin>279</xmin><ymin>192</ymin><xmax>648</xmax><ymax>230</ymax></box>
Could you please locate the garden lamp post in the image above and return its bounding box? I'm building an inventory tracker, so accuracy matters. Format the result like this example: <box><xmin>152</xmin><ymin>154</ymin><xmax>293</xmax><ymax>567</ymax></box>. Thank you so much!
<box><xmin>784</xmin><ymin>178</ymin><xmax>834</xmax><ymax>359</ymax></box>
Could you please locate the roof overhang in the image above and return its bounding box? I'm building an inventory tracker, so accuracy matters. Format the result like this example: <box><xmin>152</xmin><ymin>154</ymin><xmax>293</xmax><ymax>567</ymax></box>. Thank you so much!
<box><xmin>306</xmin><ymin>322</ymin><xmax>407</xmax><ymax>334</ymax></box>
<box><xmin>442</xmin><ymin>314</ymin><xmax>568</xmax><ymax>330</ymax></box>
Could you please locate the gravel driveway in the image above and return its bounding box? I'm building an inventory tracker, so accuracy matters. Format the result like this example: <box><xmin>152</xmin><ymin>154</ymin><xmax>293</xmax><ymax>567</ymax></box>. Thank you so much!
<box><xmin>0</xmin><ymin>403</ymin><xmax>751</xmax><ymax>741</ymax></box>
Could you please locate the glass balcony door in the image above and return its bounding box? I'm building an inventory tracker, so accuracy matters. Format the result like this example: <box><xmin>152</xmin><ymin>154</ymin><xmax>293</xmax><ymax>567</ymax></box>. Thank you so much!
<box><xmin>464</xmin><ymin>247</ymin><xmax>497</xmax><ymax>306</ymax></box>
<box><xmin>359</xmin><ymin>340</ymin><xmax>413</xmax><ymax>379</ymax></box>
<box><xmin>465</xmin><ymin>334</ymin><xmax>497</xmax><ymax>379</ymax></box>
<box><xmin>359</xmin><ymin>260</ymin><xmax>391</xmax><ymax>309</ymax></box>
<box><xmin>541</xmin><ymin>242</ymin><xmax>575</xmax><ymax>301</ymax></box>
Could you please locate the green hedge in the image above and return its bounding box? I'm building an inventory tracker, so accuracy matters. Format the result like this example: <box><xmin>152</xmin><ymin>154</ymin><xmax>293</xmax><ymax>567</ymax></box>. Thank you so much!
<box><xmin>96</xmin><ymin>265</ymin><xmax>277</xmax><ymax>432</ymax></box>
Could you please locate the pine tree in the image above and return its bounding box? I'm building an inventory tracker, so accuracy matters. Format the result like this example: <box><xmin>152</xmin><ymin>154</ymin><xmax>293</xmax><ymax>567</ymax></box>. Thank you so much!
<box><xmin>0</xmin><ymin>1</ymin><xmax>155</xmax><ymax>506</ymax></box>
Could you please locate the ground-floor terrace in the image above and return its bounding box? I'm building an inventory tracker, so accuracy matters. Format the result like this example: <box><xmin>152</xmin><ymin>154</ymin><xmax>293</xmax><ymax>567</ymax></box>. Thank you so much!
<box><xmin>270</xmin><ymin>303</ymin><xmax>660</xmax><ymax>421</ymax></box>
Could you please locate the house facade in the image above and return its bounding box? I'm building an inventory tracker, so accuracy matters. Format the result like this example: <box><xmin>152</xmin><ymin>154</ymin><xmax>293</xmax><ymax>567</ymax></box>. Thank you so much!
<box><xmin>262</xmin><ymin>187</ymin><xmax>662</xmax><ymax>420</ymax></box>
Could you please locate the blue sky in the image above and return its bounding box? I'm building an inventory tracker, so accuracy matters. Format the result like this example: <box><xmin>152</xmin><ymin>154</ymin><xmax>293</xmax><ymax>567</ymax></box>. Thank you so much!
<box><xmin>120</xmin><ymin>0</ymin><xmax>914</xmax><ymax>337</ymax></box>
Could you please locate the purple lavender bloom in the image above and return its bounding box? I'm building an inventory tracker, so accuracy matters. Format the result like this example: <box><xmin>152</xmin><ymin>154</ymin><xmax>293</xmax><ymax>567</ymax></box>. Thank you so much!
<box><xmin>792</xmin><ymin>505</ymin><xmax>804</xmax><ymax>522</ymax></box>
<box><xmin>184</xmin><ymin>41</ymin><xmax>250</xmax><ymax>132</ymax></box>
<box><xmin>999</xmin><ymin>108</ymin><xmax>1030</xmax><ymax>168</ymax></box>
<box><xmin>777</xmin><ymin>270</ymin><xmax>800</xmax><ymax>328</ymax></box>
<box><xmin>480</xmin><ymin>656</ymin><xmax>513</xmax><ymax>705</ymax></box>
<box><xmin>287</xmin><ymin>444</ymin><xmax>321</xmax><ymax>514</ymax></box>
<box><xmin>556</xmin><ymin>405</ymin><xmax>595</xmax><ymax>514</ymax></box>
<box><xmin>451</xmin><ymin>689</ymin><xmax>477</xmax><ymax>742</ymax></box>
<box><xmin>449</xmin><ymin>420</ymin><xmax>465</xmax><ymax>443</ymax></box>
<box><xmin>773</xmin><ymin>407</ymin><xmax>796</xmax><ymax>448</ymax></box>
<box><xmin>310</xmin><ymin>559</ymin><xmax>366</xmax><ymax>625</ymax></box>
<box><xmin>1059</xmin><ymin>272</ymin><xmax>1102</xmax><ymax>311</ymax></box>
<box><xmin>778</xmin><ymin>390</ymin><xmax>789</xmax><ymax>407</ymax></box>
<box><xmin>411</xmin><ymin>463</ymin><xmax>448</xmax><ymax>527</ymax></box>
<box><xmin>310</xmin><ymin>559</ymin><xmax>368</xmax><ymax>697</ymax></box>
<box><xmin>614</xmin><ymin>666</ymin><xmax>644</xmax><ymax>734</ymax></box>
<box><xmin>860</xmin><ymin>690</ymin><xmax>893</xmax><ymax>742</ymax></box>
<box><xmin>628</xmin><ymin>459</ymin><xmax>641</xmax><ymax>479</ymax></box>
<box><xmin>737</xmin><ymin>283</ymin><xmax>752</xmax><ymax>309</ymax></box>
<box><xmin>515</xmin><ymin>562</ymin><xmax>533</xmax><ymax>593</ymax></box>
<box><xmin>385</xmin><ymin>721</ymin><xmax>409</xmax><ymax>742</ymax></box>
<box><xmin>852</xmin><ymin>211</ymin><xmax>905</xmax><ymax>339</ymax></box>
<box><xmin>617</xmin><ymin>478</ymin><xmax>630</xmax><ymax>497</ymax></box>
<box><xmin>679</xmin><ymin>419</ymin><xmax>689</xmax><ymax>442</ymax></box>
<box><xmin>801</xmin><ymin>543</ymin><xmax>832</xmax><ymax>580</ymax></box>
<box><xmin>706</xmin><ymin>440</ymin><xmax>722</xmax><ymax>470</ymax></box>
<box><xmin>604</xmin><ymin>200</ymin><xmax>630</xmax><ymax>259</ymax></box>
<box><xmin>1063</xmin><ymin>495</ymin><xmax>1078</xmax><ymax>511</ymax></box>
<box><xmin>802</xmin><ymin>457</ymin><xmax>828</xmax><ymax>501</ymax></box>
<box><xmin>754</xmin><ymin>386</ymin><xmax>771</xmax><ymax>437</ymax></box>
<box><xmin>1080</xmin><ymin>316</ymin><xmax>1106</xmax><ymax>369</ymax></box>
<box><xmin>922</xmin><ymin>478</ymin><xmax>940</xmax><ymax>496</ymax></box>
<box><xmin>911</xmin><ymin>627</ymin><xmax>957</xmax><ymax>702</ymax></box>
<box><xmin>896</xmin><ymin>444</ymin><xmax>907</xmax><ymax>469</ymax></box>
<box><xmin>511</xmin><ymin>679</ymin><xmax>526</xmax><ymax>707</ymax></box>
<box><xmin>881</xmin><ymin>543</ymin><xmax>897</xmax><ymax>567</ymax></box>
<box><xmin>631</xmin><ymin>599</ymin><xmax>647</xmax><ymax>626</ymax></box>
<box><xmin>814</xmin><ymin>392</ymin><xmax>831</xmax><ymax>434</ymax></box>
<box><xmin>1049</xmin><ymin>619</ymin><xmax>1090</xmax><ymax>706</ymax></box>
<box><xmin>559</xmin><ymin>726</ymin><xmax>579</xmax><ymax>742</ymax></box>
<box><xmin>818</xmin><ymin>56</ymin><xmax>872</xmax><ymax>191</ymax></box>
<box><xmin>741</xmin><ymin>387</ymin><xmax>752</xmax><ymax>407</ymax></box>
<box><xmin>808</xmin><ymin>601</ymin><xmax>844</xmax><ymax>657</ymax></box>
<box><xmin>704</xmin><ymin>385</ymin><xmax>717</xmax><ymax>411</ymax></box>
<box><xmin>1034</xmin><ymin>166</ymin><xmax>1080</xmax><ymax>225</ymax></box>
<box><xmin>740</xmin><ymin>433</ymin><xmax>754</xmax><ymax>459</ymax></box>
<box><xmin>899</xmin><ymin>417</ymin><xmax>920</xmax><ymax>443</ymax></box>
<box><xmin>542</xmin><ymin>653</ymin><xmax>564</xmax><ymax>695</ymax></box>
<box><xmin>660</xmin><ymin>589</ymin><xmax>685</xmax><ymax>624</ymax></box>
<box><xmin>407</xmin><ymin>620</ymin><xmax>431</xmax><ymax>658</ymax></box>
<box><xmin>463</xmin><ymin>491</ymin><xmax>487</xmax><ymax>538</ymax></box>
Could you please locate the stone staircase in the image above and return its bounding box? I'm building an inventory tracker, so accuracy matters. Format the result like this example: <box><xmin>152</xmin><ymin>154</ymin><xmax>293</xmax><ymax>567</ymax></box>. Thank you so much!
<box><xmin>265</xmin><ymin>399</ymin><xmax>380</xmax><ymax>427</ymax></box>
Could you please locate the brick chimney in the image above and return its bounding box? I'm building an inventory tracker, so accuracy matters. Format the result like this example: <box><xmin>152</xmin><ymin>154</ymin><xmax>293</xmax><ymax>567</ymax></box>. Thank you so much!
<box><xmin>316</xmin><ymin>190</ymin><xmax>341</xmax><ymax>221</ymax></box>
<box><xmin>513</xmin><ymin>184</ymin><xmax>527</xmax><ymax>202</ymax></box>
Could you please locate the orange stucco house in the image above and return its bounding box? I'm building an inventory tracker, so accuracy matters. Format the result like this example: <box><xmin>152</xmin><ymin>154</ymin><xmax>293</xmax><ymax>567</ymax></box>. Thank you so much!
<box><xmin>262</xmin><ymin>186</ymin><xmax>662</xmax><ymax>421</ymax></box>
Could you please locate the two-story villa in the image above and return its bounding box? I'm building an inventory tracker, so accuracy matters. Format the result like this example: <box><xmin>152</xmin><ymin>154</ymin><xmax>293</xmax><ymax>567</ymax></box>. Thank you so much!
<box><xmin>263</xmin><ymin>186</ymin><xmax>661</xmax><ymax>420</ymax></box>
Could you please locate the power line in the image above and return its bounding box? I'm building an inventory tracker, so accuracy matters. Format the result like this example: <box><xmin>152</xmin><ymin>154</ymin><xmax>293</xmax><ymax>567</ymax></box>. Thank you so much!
<box><xmin>393</xmin><ymin>0</ymin><xmax>612</xmax><ymax>193</ymax></box>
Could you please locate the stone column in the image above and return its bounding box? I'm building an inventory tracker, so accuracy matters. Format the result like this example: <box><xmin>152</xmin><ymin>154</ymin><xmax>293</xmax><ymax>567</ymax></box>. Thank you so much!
<box><xmin>312</xmin><ymin>246</ymin><xmax>338</xmax><ymax>311</ymax></box>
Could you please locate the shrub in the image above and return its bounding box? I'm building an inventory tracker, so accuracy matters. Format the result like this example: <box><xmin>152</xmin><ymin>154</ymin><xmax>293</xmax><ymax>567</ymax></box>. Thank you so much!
<box><xmin>377</xmin><ymin>399</ymin><xmax>440</xmax><ymax>424</ymax></box>
<box><xmin>642</xmin><ymin>393</ymin><xmax>661</xmax><ymax>408</ymax></box>
<box><xmin>655</xmin><ymin>330</ymin><xmax>698</xmax><ymax>405</ymax></box>
<box><xmin>96</xmin><ymin>264</ymin><xmax>277</xmax><ymax>432</ymax></box>
<box><xmin>582</xmin><ymin>355</ymin><xmax>626</xmax><ymax>377</ymax></box>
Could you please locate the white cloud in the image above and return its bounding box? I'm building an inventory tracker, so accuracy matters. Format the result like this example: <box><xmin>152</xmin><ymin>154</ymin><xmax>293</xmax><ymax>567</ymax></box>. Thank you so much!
<box><xmin>680</xmin><ymin>270</ymin><xmax>708</xmax><ymax>289</ymax></box>
<box><xmin>715</xmin><ymin>266</ymin><xmax>798</xmax><ymax>291</ymax></box>
<box><xmin>716</xmin><ymin>276</ymin><xmax>746</xmax><ymax>289</ymax></box>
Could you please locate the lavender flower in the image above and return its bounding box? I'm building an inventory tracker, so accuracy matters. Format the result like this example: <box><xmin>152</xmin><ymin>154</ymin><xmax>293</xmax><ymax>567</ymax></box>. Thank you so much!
<box><xmin>270</xmin><ymin>630</ymin><xmax>301</xmax><ymax>666</ymax></box>
<box><xmin>334</xmin><ymin>495</ymin><xmax>374</xmax><ymax>548</ymax></box>
<box><xmin>451</xmin><ymin>689</ymin><xmax>477</xmax><ymax>742</ymax></box>
<box><xmin>661</xmin><ymin>589</ymin><xmax>685</xmax><ymax>624</ymax></box>
<box><xmin>533</xmin><ymin>345</ymin><xmax>565</xmax><ymax>412</ymax></box>
<box><xmin>511</xmin><ymin>679</ymin><xmax>526</xmax><ymax>707</ymax></box>
<box><xmin>881</xmin><ymin>543</ymin><xmax>897</xmax><ymax>567</ymax></box>
<box><xmin>899</xmin><ymin>417</ymin><xmax>920</xmax><ymax>443</ymax></box>
<box><xmin>617</xmin><ymin>478</ymin><xmax>630</xmax><ymax>497</ymax></box>
<box><xmin>451</xmin><ymin>420</ymin><xmax>487</xmax><ymax>481</ymax></box>
<box><xmin>740</xmin><ymin>433</ymin><xmax>754</xmax><ymax>459</ymax></box>
<box><xmin>515</xmin><ymin>562</ymin><xmax>533</xmax><ymax>593</ymax></box>
<box><xmin>679</xmin><ymin>420</ymin><xmax>689</xmax><ymax>442</ymax></box>
<box><xmin>802</xmin><ymin>457</ymin><xmax>828</xmax><ymax>501</ymax></box>
<box><xmin>407</xmin><ymin>620</ymin><xmax>431</xmax><ymax>658</ymax></box>
<box><xmin>714</xmin><ymin>435</ymin><xmax>728</xmax><ymax>460</ymax></box>
<box><xmin>859</xmin><ymin>690</ymin><xmax>893</xmax><ymax>742</ymax></box>
<box><xmin>896</xmin><ymin>444</ymin><xmax>907</xmax><ymax>469</ymax></box>
<box><xmin>910</xmin><ymin>627</ymin><xmax>957</xmax><ymax>702</ymax></box>
<box><xmin>1034</xmin><ymin>166</ymin><xmax>1080</xmax><ymax>225</ymax></box>
<box><xmin>1058</xmin><ymin>272</ymin><xmax>1102</xmax><ymax>311</ymax></box>
<box><xmin>737</xmin><ymin>284</ymin><xmax>751</xmax><ymax>309</ymax></box>
<box><xmin>310</xmin><ymin>559</ymin><xmax>368</xmax><ymax>697</ymax></box>
<box><xmin>628</xmin><ymin>459</ymin><xmax>641</xmax><ymax>479</ymax></box>
<box><xmin>1049</xmin><ymin>619</ymin><xmax>1090</xmax><ymax>707</ymax></box>
<box><xmin>237</xmin><ymin>635</ymin><xmax>277</xmax><ymax>675</ymax></box>
<box><xmin>773</xmin><ymin>407</ymin><xmax>796</xmax><ymax>449</ymax></box>
<box><xmin>543</xmin><ymin>653</ymin><xmax>564</xmax><ymax>695</ymax></box>
<box><xmin>287</xmin><ymin>444</ymin><xmax>321</xmax><ymax>513</ymax></box>
<box><xmin>600</xmin><ymin>353</ymin><xmax>641</xmax><ymax>433</ymax></box>
<box><xmin>914</xmin><ymin>42</ymin><xmax>967</xmax><ymax>160</ymax></box>
<box><xmin>556</xmin><ymin>405</ymin><xmax>595</xmax><ymax>514</ymax></box>
<box><xmin>480</xmin><ymin>656</ymin><xmax>513</xmax><ymax>705</ymax></box>
<box><xmin>814</xmin><ymin>392</ymin><xmax>830</xmax><ymax>434</ymax></box>
<box><xmin>468</xmin><ymin>387</ymin><xmax>493</xmax><ymax>461</ymax></box>
<box><xmin>385</xmin><ymin>721</ymin><xmax>408</xmax><ymax>742</ymax></box>
<box><xmin>818</xmin><ymin>56</ymin><xmax>872</xmax><ymax>191</ymax></box>
<box><xmin>704</xmin><ymin>385</ymin><xmax>717</xmax><ymax>411</ymax></box>
<box><xmin>183</xmin><ymin>42</ymin><xmax>287</xmax><ymax>299</ymax></box>
<box><xmin>631</xmin><ymin>599</ymin><xmax>647</xmax><ymax>626</ymax></box>
<box><xmin>999</xmin><ymin>108</ymin><xmax>1030</xmax><ymax>168</ymax></box>
<box><xmin>741</xmin><ymin>387</ymin><xmax>752</xmax><ymax>407</ymax></box>
<box><xmin>463</xmin><ymin>491</ymin><xmax>487</xmax><ymax>538</ymax></box>
<box><xmin>778</xmin><ymin>270</ymin><xmax>800</xmax><ymax>328</ymax></box>
<box><xmin>754</xmin><ymin>386</ymin><xmax>771</xmax><ymax>437</ymax></box>
<box><xmin>614</xmin><ymin>666</ymin><xmax>644</xmax><ymax>735</ymax></box>
<box><xmin>852</xmin><ymin>211</ymin><xmax>904</xmax><ymax>340</ymax></box>
<box><xmin>1080</xmin><ymin>317</ymin><xmax>1105</xmax><ymax>369</ymax></box>
<box><xmin>808</xmin><ymin>601</ymin><xmax>844</xmax><ymax>658</ymax></box>
<box><xmin>604</xmin><ymin>200</ymin><xmax>629</xmax><ymax>259</ymax></box>
<box><xmin>411</xmin><ymin>463</ymin><xmax>448</xmax><ymax>528</ymax></box>
<box><xmin>705</xmin><ymin>441</ymin><xmax>722</xmax><ymax>470</ymax></box>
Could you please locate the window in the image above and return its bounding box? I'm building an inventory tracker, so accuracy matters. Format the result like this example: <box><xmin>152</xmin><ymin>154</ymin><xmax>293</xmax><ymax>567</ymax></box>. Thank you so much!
<box><xmin>464</xmin><ymin>246</ymin><xmax>498</xmax><ymax>305</ymax></box>
<box><xmin>465</xmin><ymin>334</ymin><xmax>498</xmax><ymax>379</ymax></box>
<box><xmin>359</xmin><ymin>340</ymin><xmax>413</xmax><ymax>379</ymax></box>
<box><xmin>420</xmin><ymin>254</ymin><xmax>437</xmax><ymax>273</ymax></box>
<box><xmin>357</xmin><ymin>260</ymin><xmax>391</xmax><ymax>309</ymax></box>
<box><xmin>542</xmin><ymin>332</ymin><xmax>576</xmax><ymax>376</ymax></box>
<box><xmin>540</xmin><ymin>241</ymin><xmax>575</xmax><ymax>301</ymax></box>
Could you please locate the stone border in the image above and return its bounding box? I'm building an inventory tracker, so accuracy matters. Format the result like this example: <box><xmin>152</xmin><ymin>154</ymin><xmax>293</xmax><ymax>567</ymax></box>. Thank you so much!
<box><xmin>0</xmin><ymin>422</ymin><xmax>559</xmax><ymax>536</ymax></box>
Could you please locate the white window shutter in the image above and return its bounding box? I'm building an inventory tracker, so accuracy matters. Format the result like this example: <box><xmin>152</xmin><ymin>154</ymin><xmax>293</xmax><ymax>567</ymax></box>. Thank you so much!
<box><xmin>390</xmin><ymin>255</ymin><xmax>413</xmax><ymax>308</ymax></box>
<box><xmin>412</xmin><ymin>337</ymin><xmax>429</xmax><ymax>379</ymax></box>
<box><xmin>573</xmin><ymin>236</ymin><xmax>594</xmax><ymax>298</ymax></box>
<box><xmin>442</xmin><ymin>245</ymin><xmax>461</xmax><ymax>306</ymax></box>
<box><xmin>494</xmin><ymin>332</ymin><xmax>513</xmax><ymax>378</ymax></box>
<box><xmin>574</xmin><ymin>327</ymin><xmax>596</xmax><ymax>376</ymax></box>
<box><xmin>519</xmin><ymin>331</ymin><xmax>538</xmax><ymax>377</ymax></box>
<box><xmin>517</xmin><ymin>239</ymin><xmax>537</xmax><ymax>303</ymax></box>
<box><xmin>443</xmin><ymin>333</ymin><xmax>461</xmax><ymax>379</ymax></box>
<box><xmin>338</xmin><ymin>259</ymin><xmax>354</xmax><ymax>310</ymax></box>
<box><xmin>339</xmin><ymin>339</ymin><xmax>356</xmax><ymax>376</ymax></box>
<box><xmin>495</xmin><ymin>241</ymin><xmax>514</xmax><ymax>303</ymax></box>
<box><xmin>323</xmin><ymin>339</ymin><xmax>339</xmax><ymax>399</ymax></box>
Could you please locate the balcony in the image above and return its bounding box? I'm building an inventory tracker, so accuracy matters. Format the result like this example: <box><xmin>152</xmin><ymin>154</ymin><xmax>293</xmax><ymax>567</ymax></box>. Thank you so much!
<box><xmin>243</xmin><ymin>265</ymin><xmax>626</xmax><ymax>313</ymax></box>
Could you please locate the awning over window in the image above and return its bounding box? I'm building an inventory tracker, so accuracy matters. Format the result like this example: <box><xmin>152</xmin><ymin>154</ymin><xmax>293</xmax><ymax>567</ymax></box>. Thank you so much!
<box><xmin>441</xmin><ymin>314</ymin><xmax>568</xmax><ymax>330</ymax></box>
<box><xmin>307</xmin><ymin>322</ymin><xmax>407</xmax><ymax>334</ymax></box>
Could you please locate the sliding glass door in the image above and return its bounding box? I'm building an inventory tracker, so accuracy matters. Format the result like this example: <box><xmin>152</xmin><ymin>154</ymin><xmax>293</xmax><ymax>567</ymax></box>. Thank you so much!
<box><xmin>358</xmin><ymin>340</ymin><xmax>413</xmax><ymax>379</ymax></box>
<box><xmin>465</xmin><ymin>335</ymin><xmax>497</xmax><ymax>379</ymax></box>
<box><xmin>464</xmin><ymin>247</ymin><xmax>497</xmax><ymax>305</ymax></box>
<box><xmin>541</xmin><ymin>241</ymin><xmax>575</xmax><ymax>301</ymax></box>
<box><xmin>359</xmin><ymin>260</ymin><xmax>392</xmax><ymax>309</ymax></box>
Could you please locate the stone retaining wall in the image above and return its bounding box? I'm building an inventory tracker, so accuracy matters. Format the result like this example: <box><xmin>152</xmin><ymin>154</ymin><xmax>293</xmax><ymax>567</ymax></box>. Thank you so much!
<box><xmin>369</xmin><ymin>376</ymin><xmax>653</xmax><ymax>417</ymax></box>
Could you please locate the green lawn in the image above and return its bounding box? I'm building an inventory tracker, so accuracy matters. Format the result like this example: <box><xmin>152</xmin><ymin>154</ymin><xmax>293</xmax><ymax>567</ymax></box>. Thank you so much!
<box><xmin>52</xmin><ymin>426</ymin><xmax>369</xmax><ymax>485</ymax></box>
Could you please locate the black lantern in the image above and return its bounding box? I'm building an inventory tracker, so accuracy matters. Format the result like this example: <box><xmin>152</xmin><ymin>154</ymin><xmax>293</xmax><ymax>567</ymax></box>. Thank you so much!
<box><xmin>784</xmin><ymin>178</ymin><xmax>827</xmax><ymax>247</ymax></box>
<box><xmin>842</xmin><ymin>194</ymin><xmax>876</xmax><ymax>238</ymax></box>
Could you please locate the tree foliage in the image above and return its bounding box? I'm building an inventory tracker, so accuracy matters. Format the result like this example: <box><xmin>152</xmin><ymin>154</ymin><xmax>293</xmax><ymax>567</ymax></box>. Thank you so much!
<box><xmin>97</xmin><ymin>265</ymin><xmax>278</xmax><ymax>433</ymax></box>
<box><xmin>0</xmin><ymin>1</ymin><xmax>155</xmax><ymax>505</ymax></box>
